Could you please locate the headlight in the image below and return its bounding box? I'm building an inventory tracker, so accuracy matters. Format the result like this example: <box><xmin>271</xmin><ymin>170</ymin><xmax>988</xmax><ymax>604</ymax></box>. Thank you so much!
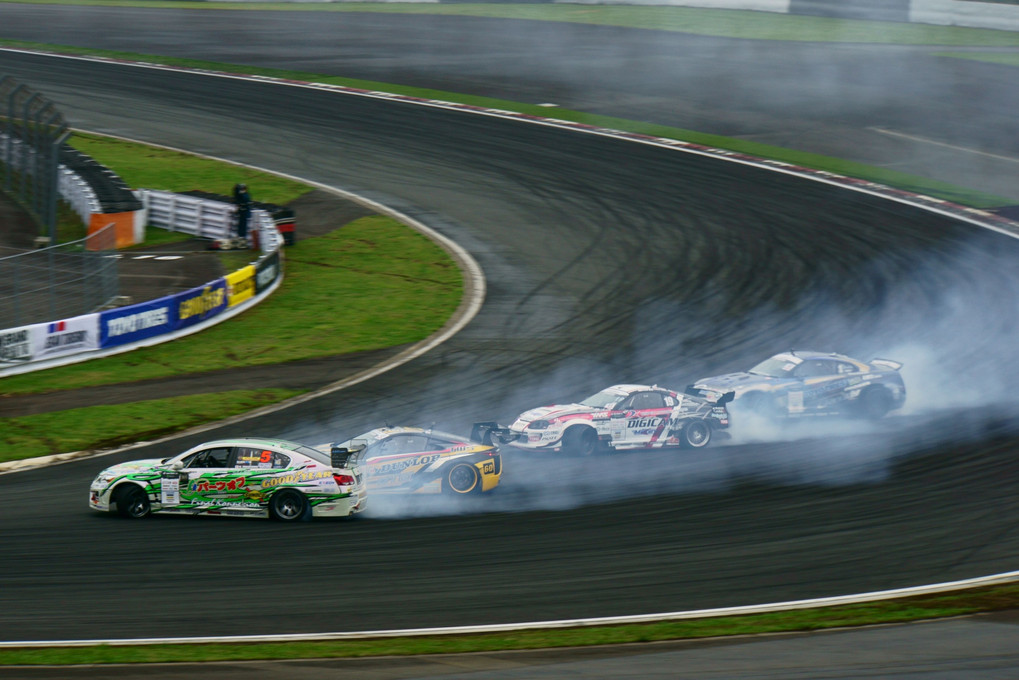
<box><xmin>527</xmin><ymin>420</ymin><xmax>550</xmax><ymax>430</ymax></box>
<box><xmin>93</xmin><ymin>473</ymin><xmax>116</xmax><ymax>485</ymax></box>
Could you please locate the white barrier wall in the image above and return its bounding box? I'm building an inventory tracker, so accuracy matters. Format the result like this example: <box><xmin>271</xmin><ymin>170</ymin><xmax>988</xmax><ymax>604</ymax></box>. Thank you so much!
<box><xmin>911</xmin><ymin>0</ymin><xmax>1019</xmax><ymax>30</ymax></box>
<box><xmin>140</xmin><ymin>189</ymin><xmax>282</xmax><ymax>253</ymax></box>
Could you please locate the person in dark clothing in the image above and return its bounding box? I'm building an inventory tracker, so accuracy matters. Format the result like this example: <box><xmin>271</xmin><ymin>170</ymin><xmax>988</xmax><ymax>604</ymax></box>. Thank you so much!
<box><xmin>233</xmin><ymin>182</ymin><xmax>252</xmax><ymax>242</ymax></box>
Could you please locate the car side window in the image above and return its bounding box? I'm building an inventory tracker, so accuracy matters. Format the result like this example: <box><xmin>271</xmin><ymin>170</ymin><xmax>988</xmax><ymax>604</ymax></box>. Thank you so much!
<box><xmin>395</xmin><ymin>436</ymin><xmax>428</xmax><ymax>454</ymax></box>
<box><xmin>835</xmin><ymin>362</ymin><xmax>856</xmax><ymax>375</ymax></box>
<box><xmin>184</xmin><ymin>447</ymin><xmax>232</xmax><ymax>469</ymax></box>
<box><xmin>621</xmin><ymin>392</ymin><xmax>667</xmax><ymax>411</ymax></box>
<box><xmin>234</xmin><ymin>447</ymin><xmax>279</xmax><ymax>469</ymax></box>
<box><xmin>794</xmin><ymin>361</ymin><xmax>829</xmax><ymax>378</ymax></box>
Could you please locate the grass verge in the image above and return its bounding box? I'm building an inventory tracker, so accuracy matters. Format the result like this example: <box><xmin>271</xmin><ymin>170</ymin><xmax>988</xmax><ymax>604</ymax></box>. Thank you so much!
<box><xmin>2</xmin><ymin>583</ymin><xmax>1017</xmax><ymax>664</ymax></box>
<box><xmin>2</xmin><ymin>389</ymin><xmax>304</xmax><ymax>459</ymax></box>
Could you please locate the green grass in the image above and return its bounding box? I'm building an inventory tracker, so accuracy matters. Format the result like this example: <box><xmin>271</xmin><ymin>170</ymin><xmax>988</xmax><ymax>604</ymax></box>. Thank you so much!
<box><xmin>0</xmin><ymin>389</ymin><xmax>303</xmax><ymax>461</ymax></box>
<box><xmin>937</xmin><ymin>50</ymin><xmax>1019</xmax><ymax>66</ymax></box>
<box><xmin>70</xmin><ymin>132</ymin><xmax>311</xmax><ymax>204</ymax></box>
<box><xmin>0</xmin><ymin>40</ymin><xmax>1012</xmax><ymax>208</ymax></box>
<box><xmin>3</xmin><ymin>0</ymin><xmax>1019</xmax><ymax>45</ymax></box>
<box><xmin>2</xmin><ymin>583</ymin><xmax>1017</xmax><ymax>665</ymax></box>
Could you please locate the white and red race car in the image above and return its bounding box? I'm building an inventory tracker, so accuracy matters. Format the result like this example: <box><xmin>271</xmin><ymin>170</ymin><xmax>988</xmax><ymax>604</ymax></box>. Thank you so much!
<box><xmin>500</xmin><ymin>384</ymin><xmax>732</xmax><ymax>456</ymax></box>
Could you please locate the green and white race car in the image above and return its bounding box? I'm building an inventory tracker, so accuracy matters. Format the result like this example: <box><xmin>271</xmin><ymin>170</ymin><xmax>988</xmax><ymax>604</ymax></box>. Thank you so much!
<box><xmin>89</xmin><ymin>437</ymin><xmax>367</xmax><ymax>521</ymax></box>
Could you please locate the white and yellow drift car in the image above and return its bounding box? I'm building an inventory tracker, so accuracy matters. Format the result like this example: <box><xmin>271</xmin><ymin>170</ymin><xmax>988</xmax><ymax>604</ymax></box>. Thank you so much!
<box><xmin>89</xmin><ymin>437</ymin><xmax>366</xmax><ymax>521</ymax></box>
<box><xmin>328</xmin><ymin>426</ymin><xmax>502</xmax><ymax>496</ymax></box>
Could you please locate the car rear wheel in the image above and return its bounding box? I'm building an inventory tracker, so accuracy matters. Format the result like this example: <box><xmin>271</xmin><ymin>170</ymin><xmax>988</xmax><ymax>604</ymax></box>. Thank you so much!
<box><xmin>445</xmin><ymin>463</ymin><xmax>480</xmax><ymax>496</ymax></box>
<box><xmin>561</xmin><ymin>426</ymin><xmax>599</xmax><ymax>457</ymax></box>
<box><xmin>679</xmin><ymin>420</ymin><xmax>712</xmax><ymax>449</ymax></box>
<box><xmin>269</xmin><ymin>489</ymin><xmax>309</xmax><ymax>521</ymax></box>
<box><xmin>857</xmin><ymin>386</ymin><xmax>893</xmax><ymax>419</ymax></box>
<box><xmin>114</xmin><ymin>484</ymin><xmax>151</xmax><ymax>519</ymax></box>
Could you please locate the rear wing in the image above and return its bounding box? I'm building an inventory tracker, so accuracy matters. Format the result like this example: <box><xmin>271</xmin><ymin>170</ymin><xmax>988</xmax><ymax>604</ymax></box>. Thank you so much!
<box><xmin>685</xmin><ymin>386</ymin><xmax>735</xmax><ymax>405</ymax></box>
<box><xmin>330</xmin><ymin>440</ymin><xmax>367</xmax><ymax>469</ymax></box>
<box><xmin>471</xmin><ymin>421</ymin><xmax>519</xmax><ymax>446</ymax></box>
<box><xmin>870</xmin><ymin>358</ymin><xmax>903</xmax><ymax>371</ymax></box>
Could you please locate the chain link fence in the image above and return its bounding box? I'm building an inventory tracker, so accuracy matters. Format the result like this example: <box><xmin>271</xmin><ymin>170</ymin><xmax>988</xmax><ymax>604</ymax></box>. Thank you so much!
<box><xmin>1</xmin><ymin>74</ymin><xmax>70</xmax><ymax>240</ymax></box>
<box><xmin>0</xmin><ymin>224</ymin><xmax>119</xmax><ymax>328</ymax></box>
<box><xmin>0</xmin><ymin>74</ymin><xmax>119</xmax><ymax>328</ymax></box>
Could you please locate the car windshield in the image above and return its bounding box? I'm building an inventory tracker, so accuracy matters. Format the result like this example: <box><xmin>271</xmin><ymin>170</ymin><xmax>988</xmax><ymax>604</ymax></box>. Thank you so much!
<box><xmin>579</xmin><ymin>389</ymin><xmax>623</xmax><ymax>409</ymax></box>
<box><xmin>748</xmin><ymin>357</ymin><xmax>798</xmax><ymax>378</ymax></box>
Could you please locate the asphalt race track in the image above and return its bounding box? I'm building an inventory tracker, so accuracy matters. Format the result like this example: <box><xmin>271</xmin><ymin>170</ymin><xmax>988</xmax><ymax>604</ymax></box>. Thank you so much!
<box><xmin>2</xmin><ymin>9</ymin><xmax>1019</xmax><ymax>651</ymax></box>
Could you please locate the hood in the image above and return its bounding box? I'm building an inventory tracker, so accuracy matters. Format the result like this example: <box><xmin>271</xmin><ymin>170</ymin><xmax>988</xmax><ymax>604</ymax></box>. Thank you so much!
<box><xmin>99</xmin><ymin>458</ymin><xmax>165</xmax><ymax>476</ymax></box>
<box><xmin>516</xmin><ymin>403</ymin><xmax>593</xmax><ymax>423</ymax></box>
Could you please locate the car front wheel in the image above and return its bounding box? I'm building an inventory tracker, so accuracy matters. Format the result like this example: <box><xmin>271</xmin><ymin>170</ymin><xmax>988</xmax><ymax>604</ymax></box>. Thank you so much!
<box><xmin>114</xmin><ymin>484</ymin><xmax>151</xmax><ymax>519</ymax></box>
<box><xmin>561</xmin><ymin>426</ymin><xmax>599</xmax><ymax>456</ymax></box>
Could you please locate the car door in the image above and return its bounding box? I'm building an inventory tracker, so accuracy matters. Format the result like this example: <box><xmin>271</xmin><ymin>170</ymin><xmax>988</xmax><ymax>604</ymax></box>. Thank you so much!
<box><xmin>792</xmin><ymin>359</ymin><xmax>850</xmax><ymax>413</ymax></box>
<box><xmin>613</xmin><ymin>391</ymin><xmax>673</xmax><ymax>446</ymax></box>
<box><xmin>365</xmin><ymin>435</ymin><xmax>436</xmax><ymax>490</ymax></box>
<box><xmin>232</xmin><ymin>446</ymin><xmax>292</xmax><ymax>508</ymax></box>
<box><xmin>177</xmin><ymin>446</ymin><xmax>244</xmax><ymax>509</ymax></box>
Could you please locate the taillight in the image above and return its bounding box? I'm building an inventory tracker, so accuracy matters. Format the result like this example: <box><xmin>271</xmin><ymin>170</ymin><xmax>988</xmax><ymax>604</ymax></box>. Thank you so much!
<box><xmin>333</xmin><ymin>473</ymin><xmax>356</xmax><ymax>486</ymax></box>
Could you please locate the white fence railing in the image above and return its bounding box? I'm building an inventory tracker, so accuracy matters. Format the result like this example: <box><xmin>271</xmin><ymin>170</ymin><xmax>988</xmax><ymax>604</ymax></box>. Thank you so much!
<box><xmin>139</xmin><ymin>189</ymin><xmax>281</xmax><ymax>254</ymax></box>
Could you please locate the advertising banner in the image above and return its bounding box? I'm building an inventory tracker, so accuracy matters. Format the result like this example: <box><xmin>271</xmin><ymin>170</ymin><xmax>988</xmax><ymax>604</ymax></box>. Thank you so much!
<box><xmin>0</xmin><ymin>325</ymin><xmax>33</xmax><ymax>366</ymax></box>
<box><xmin>30</xmin><ymin>313</ymin><xmax>100</xmax><ymax>361</ymax></box>
<box><xmin>175</xmin><ymin>278</ymin><xmax>228</xmax><ymax>330</ymax></box>
<box><xmin>100</xmin><ymin>294</ymin><xmax>177</xmax><ymax>348</ymax></box>
<box><xmin>225</xmin><ymin>265</ymin><xmax>256</xmax><ymax>308</ymax></box>
<box><xmin>254</xmin><ymin>249</ymin><xmax>281</xmax><ymax>295</ymax></box>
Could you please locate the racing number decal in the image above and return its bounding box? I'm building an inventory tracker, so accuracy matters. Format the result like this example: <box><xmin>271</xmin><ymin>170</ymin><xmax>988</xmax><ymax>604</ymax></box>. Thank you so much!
<box><xmin>483</xmin><ymin>461</ymin><xmax>495</xmax><ymax>474</ymax></box>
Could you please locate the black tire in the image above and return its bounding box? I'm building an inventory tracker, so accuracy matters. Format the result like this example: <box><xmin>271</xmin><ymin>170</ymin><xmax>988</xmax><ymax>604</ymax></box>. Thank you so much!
<box><xmin>678</xmin><ymin>420</ymin><xmax>712</xmax><ymax>449</ymax></box>
<box><xmin>444</xmin><ymin>463</ymin><xmax>481</xmax><ymax>496</ymax></box>
<box><xmin>269</xmin><ymin>489</ymin><xmax>309</xmax><ymax>522</ymax></box>
<box><xmin>114</xmin><ymin>484</ymin><xmax>151</xmax><ymax>519</ymax></box>
<box><xmin>856</xmin><ymin>386</ymin><xmax>893</xmax><ymax>420</ymax></box>
<box><xmin>561</xmin><ymin>426</ymin><xmax>599</xmax><ymax>457</ymax></box>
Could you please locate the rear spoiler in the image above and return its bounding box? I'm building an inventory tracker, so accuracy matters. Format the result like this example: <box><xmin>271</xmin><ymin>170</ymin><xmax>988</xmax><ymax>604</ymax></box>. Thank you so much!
<box><xmin>685</xmin><ymin>386</ymin><xmax>735</xmax><ymax>405</ymax></box>
<box><xmin>330</xmin><ymin>440</ymin><xmax>366</xmax><ymax>469</ymax></box>
<box><xmin>471</xmin><ymin>421</ymin><xmax>519</xmax><ymax>446</ymax></box>
<box><xmin>870</xmin><ymin>358</ymin><xmax>903</xmax><ymax>371</ymax></box>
